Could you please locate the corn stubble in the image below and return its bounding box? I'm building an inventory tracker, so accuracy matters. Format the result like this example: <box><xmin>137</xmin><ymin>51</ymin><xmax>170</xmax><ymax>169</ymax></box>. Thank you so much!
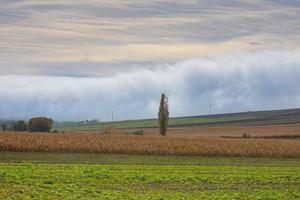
<box><xmin>0</xmin><ymin>132</ymin><xmax>299</xmax><ymax>157</ymax></box>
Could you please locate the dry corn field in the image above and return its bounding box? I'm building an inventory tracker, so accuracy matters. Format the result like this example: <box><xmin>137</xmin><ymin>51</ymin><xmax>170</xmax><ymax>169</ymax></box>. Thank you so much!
<box><xmin>0</xmin><ymin>132</ymin><xmax>299</xmax><ymax>158</ymax></box>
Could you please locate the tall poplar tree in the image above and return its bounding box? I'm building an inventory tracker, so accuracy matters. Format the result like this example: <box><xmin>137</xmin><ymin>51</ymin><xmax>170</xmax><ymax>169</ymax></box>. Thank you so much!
<box><xmin>158</xmin><ymin>93</ymin><xmax>169</xmax><ymax>136</ymax></box>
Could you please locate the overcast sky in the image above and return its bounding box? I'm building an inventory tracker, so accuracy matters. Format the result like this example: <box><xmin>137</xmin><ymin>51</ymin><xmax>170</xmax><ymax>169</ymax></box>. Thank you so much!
<box><xmin>1</xmin><ymin>0</ymin><xmax>300</xmax><ymax>121</ymax></box>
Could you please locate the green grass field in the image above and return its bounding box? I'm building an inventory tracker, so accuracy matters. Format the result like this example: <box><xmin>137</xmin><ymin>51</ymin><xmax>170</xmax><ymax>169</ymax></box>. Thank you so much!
<box><xmin>56</xmin><ymin>116</ymin><xmax>244</xmax><ymax>132</ymax></box>
<box><xmin>0</xmin><ymin>152</ymin><xmax>299</xmax><ymax>199</ymax></box>
<box><xmin>55</xmin><ymin>108</ymin><xmax>300</xmax><ymax>132</ymax></box>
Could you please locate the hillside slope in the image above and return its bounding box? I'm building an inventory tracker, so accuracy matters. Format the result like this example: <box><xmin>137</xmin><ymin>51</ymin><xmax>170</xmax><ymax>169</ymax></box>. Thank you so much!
<box><xmin>56</xmin><ymin>108</ymin><xmax>300</xmax><ymax>132</ymax></box>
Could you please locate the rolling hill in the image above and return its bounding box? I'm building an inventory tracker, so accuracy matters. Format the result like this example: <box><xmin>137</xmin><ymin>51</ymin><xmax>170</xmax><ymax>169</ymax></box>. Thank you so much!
<box><xmin>55</xmin><ymin>108</ymin><xmax>300</xmax><ymax>132</ymax></box>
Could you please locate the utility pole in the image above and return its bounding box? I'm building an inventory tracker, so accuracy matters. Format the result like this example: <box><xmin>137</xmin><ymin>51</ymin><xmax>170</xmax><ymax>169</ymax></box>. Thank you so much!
<box><xmin>111</xmin><ymin>110</ymin><xmax>114</xmax><ymax>123</ymax></box>
<box><xmin>209</xmin><ymin>104</ymin><xmax>212</xmax><ymax>115</ymax></box>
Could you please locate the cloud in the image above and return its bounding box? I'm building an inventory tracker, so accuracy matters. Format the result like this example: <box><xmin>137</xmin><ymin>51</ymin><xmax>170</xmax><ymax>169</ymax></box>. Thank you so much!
<box><xmin>1</xmin><ymin>0</ymin><xmax>300</xmax><ymax>77</ymax></box>
<box><xmin>0</xmin><ymin>49</ymin><xmax>300</xmax><ymax>121</ymax></box>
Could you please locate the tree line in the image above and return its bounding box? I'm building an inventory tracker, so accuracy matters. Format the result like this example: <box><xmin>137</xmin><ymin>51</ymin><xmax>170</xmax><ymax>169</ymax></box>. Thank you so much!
<box><xmin>0</xmin><ymin>117</ymin><xmax>53</xmax><ymax>132</ymax></box>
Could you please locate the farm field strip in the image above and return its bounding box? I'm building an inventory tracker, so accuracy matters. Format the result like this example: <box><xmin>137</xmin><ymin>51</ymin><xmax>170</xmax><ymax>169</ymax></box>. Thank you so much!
<box><xmin>129</xmin><ymin>123</ymin><xmax>300</xmax><ymax>137</ymax></box>
<box><xmin>56</xmin><ymin>116</ymin><xmax>249</xmax><ymax>132</ymax></box>
<box><xmin>1</xmin><ymin>152</ymin><xmax>300</xmax><ymax>166</ymax></box>
<box><xmin>0</xmin><ymin>157</ymin><xmax>299</xmax><ymax>199</ymax></box>
<box><xmin>0</xmin><ymin>132</ymin><xmax>299</xmax><ymax>157</ymax></box>
<box><xmin>55</xmin><ymin>108</ymin><xmax>300</xmax><ymax>132</ymax></box>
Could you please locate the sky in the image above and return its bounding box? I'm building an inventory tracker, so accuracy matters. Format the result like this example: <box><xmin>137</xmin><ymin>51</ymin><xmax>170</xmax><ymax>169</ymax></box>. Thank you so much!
<box><xmin>0</xmin><ymin>0</ymin><xmax>300</xmax><ymax>121</ymax></box>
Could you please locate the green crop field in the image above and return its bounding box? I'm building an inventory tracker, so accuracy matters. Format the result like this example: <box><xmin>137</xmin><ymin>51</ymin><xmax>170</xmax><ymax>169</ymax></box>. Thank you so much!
<box><xmin>0</xmin><ymin>152</ymin><xmax>299</xmax><ymax>199</ymax></box>
<box><xmin>55</xmin><ymin>116</ymin><xmax>245</xmax><ymax>132</ymax></box>
<box><xmin>55</xmin><ymin>108</ymin><xmax>300</xmax><ymax>132</ymax></box>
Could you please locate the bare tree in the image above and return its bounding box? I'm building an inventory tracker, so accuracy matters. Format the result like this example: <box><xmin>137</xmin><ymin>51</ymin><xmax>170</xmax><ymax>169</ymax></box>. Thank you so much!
<box><xmin>158</xmin><ymin>93</ymin><xmax>169</xmax><ymax>136</ymax></box>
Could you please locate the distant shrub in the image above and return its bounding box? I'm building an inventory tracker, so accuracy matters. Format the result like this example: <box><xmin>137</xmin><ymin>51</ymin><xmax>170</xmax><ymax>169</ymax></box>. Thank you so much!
<box><xmin>132</xmin><ymin>130</ymin><xmax>144</xmax><ymax>136</ymax></box>
<box><xmin>125</xmin><ymin>130</ymin><xmax>144</xmax><ymax>136</ymax></box>
<box><xmin>51</xmin><ymin>129</ymin><xmax>59</xmax><ymax>133</ymax></box>
<box><xmin>28</xmin><ymin>117</ymin><xmax>53</xmax><ymax>132</ymax></box>
<box><xmin>12</xmin><ymin>121</ymin><xmax>27</xmax><ymax>132</ymax></box>
<box><xmin>242</xmin><ymin>133</ymin><xmax>250</xmax><ymax>138</ymax></box>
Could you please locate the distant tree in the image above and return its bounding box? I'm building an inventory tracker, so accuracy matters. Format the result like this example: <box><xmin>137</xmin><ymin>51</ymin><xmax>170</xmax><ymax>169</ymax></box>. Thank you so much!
<box><xmin>1</xmin><ymin>123</ymin><xmax>7</xmax><ymax>131</ymax></box>
<box><xmin>28</xmin><ymin>117</ymin><xmax>53</xmax><ymax>132</ymax></box>
<box><xmin>90</xmin><ymin>119</ymin><xmax>98</xmax><ymax>124</ymax></box>
<box><xmin>12</xmin><ymin>120</ymin><xmax>27</xmax><ymax>132</ymax></box>
<box><xmin>158</xmin><ymin>93</ymin><xmax>169</xmax><ymax>136</ymax></box>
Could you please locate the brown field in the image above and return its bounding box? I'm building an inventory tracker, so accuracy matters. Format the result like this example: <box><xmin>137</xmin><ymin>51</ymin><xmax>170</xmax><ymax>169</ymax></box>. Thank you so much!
<box><xmin>0</xmin><ymin>130</ymin><xmax>299</xmax><ymax>158</ymax></box>
<box><xmin>127</xmin><ymin>123</ymin><xmax>300</xmax><ymax>137</ymax></box>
